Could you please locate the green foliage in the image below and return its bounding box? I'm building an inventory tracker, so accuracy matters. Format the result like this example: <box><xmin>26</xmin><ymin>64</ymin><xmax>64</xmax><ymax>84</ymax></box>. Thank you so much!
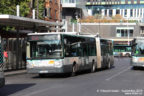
<box><xmin>0</xmin><ymin>0</ymin><xmax>45</xmax><ymax>31</ymax></box>
<box><xmin>0</xmin><ymin>0</ymin><xmax>30</xmax><ymax>16</ymax></box>
<box><xmin>0</xmin><ymin>0</ymin><xmax>44</xmax><ymax>18</ymax></box>
<box><xmin>20</xmin><ymin>0</ymin><xmax>31</xmax><ymax>17</ymax></box>
<box><xmin>71</xmin><ymin>19</ymin><xmax>77</xmax><ymax>24</ymax></box>
<box><xmin>38</xmin><ymin>0</ymin><xmax>45</xmax><ymax>19</ymax></box>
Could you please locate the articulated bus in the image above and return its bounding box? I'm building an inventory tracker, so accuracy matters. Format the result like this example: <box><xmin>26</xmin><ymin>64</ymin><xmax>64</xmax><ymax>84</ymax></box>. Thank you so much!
<box><xmin>113</xmin><ymin>45</ymin><xmax>131</xmax><ymax>57</ymax></box>
<box><xmin>131</xmin><ymin>37</ymin><xmax>144</xmax><ymax>69</ymax></box>
<box><xmin>26</xmin><ymin>33</ymin><xmax>114</xmax><ymax>76</ymax></box>
<box><xmin>0</xmin><ymin>39</ymin><xmax>5</xmax><ymax>87</ymax></box>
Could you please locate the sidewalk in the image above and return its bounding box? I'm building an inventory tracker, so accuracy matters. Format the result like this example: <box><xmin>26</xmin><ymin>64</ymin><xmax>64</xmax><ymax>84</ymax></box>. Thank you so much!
<box><xmin>4</xmin><ymin>70</ymin><xmax>27</xmax><ymax>76</ymax></box>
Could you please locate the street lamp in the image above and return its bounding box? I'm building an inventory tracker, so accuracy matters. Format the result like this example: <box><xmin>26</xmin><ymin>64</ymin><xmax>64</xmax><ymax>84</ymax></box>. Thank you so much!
<box><xmin>127</xmin><ymin>15</ymin><xmax>130</xmax><ymax>46</ymax></box>
<box><xmin>16</xmin><ymin>0</ymin><xmax>20</xmax><ymax>16</ymax></box>
<box><xmin>32</xmin><ymin>0</ymin><xmax>35</xmax><ymax>19</ymax></box>
<box><xmin>97</xmin><ymin>8</ymin><xmax>101</xmax><ymax>35</ymax></box>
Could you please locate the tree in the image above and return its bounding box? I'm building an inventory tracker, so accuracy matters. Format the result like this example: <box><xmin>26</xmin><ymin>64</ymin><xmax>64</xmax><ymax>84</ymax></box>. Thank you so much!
<box><xmin>0</xmin><ymin>0</ymin><xmax>44</xmax><ymax>18</ymax></box>
<box><xmin>37</xmin><ymin>0</ymin><xmax>45</xmax><ymax>19</ymax></box>
<box><xmin>0</xmin><ymin>0</ymin><xmax>45</xmax><ymax>31</ymax></box>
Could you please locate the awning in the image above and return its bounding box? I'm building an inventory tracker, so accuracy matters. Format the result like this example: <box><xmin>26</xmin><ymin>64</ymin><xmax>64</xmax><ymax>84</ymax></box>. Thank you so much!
<box><xmin>0</xmin><ymin>15</ymin><xmax>63</xmax><ymax>28</ymax></box>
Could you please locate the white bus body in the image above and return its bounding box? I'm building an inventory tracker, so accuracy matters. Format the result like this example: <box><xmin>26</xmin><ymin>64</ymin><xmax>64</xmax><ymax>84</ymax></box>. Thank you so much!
<box><xmin>131</xmin><ymin>37</ymin><xmax>144</xmax><ymax>68</ymax></box>
<box><xmin>26</xmin><ymin>33</ymin><xmax>114</xmax><ymax>76</ymax></box>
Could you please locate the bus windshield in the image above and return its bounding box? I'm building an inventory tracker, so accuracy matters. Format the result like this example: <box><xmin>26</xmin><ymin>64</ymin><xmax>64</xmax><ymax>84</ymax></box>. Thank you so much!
<box><xmin>29</xmin><ymin>35</ymin><xmax>63</xmax><ymax>59</ymax></box>
<box><xmin>134</xmin><ymin>40</ymin><xmax>144</xmax><ymax>56</ymax></box>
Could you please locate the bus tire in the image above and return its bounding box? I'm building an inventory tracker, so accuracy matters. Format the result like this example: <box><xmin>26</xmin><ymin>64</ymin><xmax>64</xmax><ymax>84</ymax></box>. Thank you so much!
<box><xmin>91</xmin><ymin>61</ymin><xmax>96</xmax><ymax>73</ymax></box>
<box><xmin>39</xmin><ymin>74</ymin><xmax>46</xmax><ymax>77</ymax></box>
<box><xmin>71</xmin><ymin>64</ymin><xmax>77</xmax><ymax>76</ymax></box>
<box><xmin>132</xmin><ymin>66</ymin><xmax>138</xmax><ymax>70</ymax></box>
<box><xmin>125</xmin><ymin>53</ymin><xmax>130</xmax><ymax>57</ymax></box>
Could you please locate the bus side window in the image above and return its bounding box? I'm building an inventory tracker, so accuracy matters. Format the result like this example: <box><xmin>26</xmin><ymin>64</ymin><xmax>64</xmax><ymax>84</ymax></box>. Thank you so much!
<box><xmin>89</xmin><ymin>44</ymin><xmax>96</xmax><ymax>56</ymax></box>
<box><xmin>63</xmin><ymin>36</ymin><xmax>79</xmax><ymax>57</ymax></box>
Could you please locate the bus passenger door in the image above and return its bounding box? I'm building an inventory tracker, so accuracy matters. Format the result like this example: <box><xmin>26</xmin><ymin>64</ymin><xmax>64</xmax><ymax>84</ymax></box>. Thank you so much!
<box><xmin>77</xmin><ymin>45</ymin><xmax>84</xmax><ymax>70</ymax></box>
<box><xmin>82</xmin><ymin>44</ymin><xmax>89</xmax><ymax>68</ymax></box>
<box><xmin>78</xmin><ymin>43</ymin><xmax>89</xmax><ymax>69</ymax></box>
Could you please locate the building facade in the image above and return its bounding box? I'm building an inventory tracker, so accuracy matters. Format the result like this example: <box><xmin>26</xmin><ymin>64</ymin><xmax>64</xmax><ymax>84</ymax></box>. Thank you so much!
<box><xmin>44</xmin><ymin>0</ymin><xmax>62</xmax><ymax>22</ymax></box>
<box><xmin>61</xmin><ymin>0</ymin><xmax>88</xmax><ymax>21</ymax></box>
<box><xmin>86</xmin><ymin>0</ymin><xmax>144</xmax><ymax>22</ymax></box>
<box><xmin>61</xmin><ymin>0</ymin><xmax>144</xmax><ymax>42</ymax></box>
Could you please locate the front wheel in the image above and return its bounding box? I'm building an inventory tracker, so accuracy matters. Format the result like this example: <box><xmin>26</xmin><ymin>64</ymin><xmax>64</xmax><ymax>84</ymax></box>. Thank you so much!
<box><xmin>132</xmin><ymin>66</ymin><xmax>138</xmax><ymax>70</ymax></box>
<box><xmin>39</xmin><ymin>74</ymin><xmax>46</xmax><ymax>77</ymax></box>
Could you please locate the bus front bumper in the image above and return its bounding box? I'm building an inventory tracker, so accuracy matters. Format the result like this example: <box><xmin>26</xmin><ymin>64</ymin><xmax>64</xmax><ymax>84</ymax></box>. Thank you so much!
<box><xmin>131</xmin><ymin>62</ymin><xmax>144</xmax><ymax>67</ymax></box>
<box><xmin>27</xmin><ymin>65</ymin><xmax>72</xmax><ymax>74</ymax></box>
<box><xmin>0</xmin><ymin>78</ymin><xmax>5</xmax><ymax>87</ymax></box>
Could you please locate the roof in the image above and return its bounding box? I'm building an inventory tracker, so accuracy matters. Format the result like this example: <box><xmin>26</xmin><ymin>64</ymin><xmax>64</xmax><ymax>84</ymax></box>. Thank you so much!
<box><xmin>28</xmin><ymin>32</ymin><xmax>78</xmax><ymax>35</ymax></box>
<box><xmin>0</xmin><ymin>15</ymin><xmax>63</xmax><ymax>28</ymax></box>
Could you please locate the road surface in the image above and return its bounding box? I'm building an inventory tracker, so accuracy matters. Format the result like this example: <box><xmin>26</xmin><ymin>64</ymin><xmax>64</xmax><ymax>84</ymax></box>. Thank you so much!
<box><xmin>0</xmin><ymin>58</ymin><xmax>144</xmax><ymax>96</ymax></box>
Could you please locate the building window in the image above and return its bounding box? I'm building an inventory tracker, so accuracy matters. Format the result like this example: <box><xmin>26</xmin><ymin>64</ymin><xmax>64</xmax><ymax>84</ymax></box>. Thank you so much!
<box><xmin>109</xmin><ymin>9</ymin><xmax>112</xmax><ymax>17</ymax></box>
<box><xmin>55</xmin><ymin>10</ymin><xmax>57</xmax><ymax>19</ymax></box>
<box><xmin>130</xmin><ymin>9</ymin><xmax>133</xmax><ymax>17</ymax></box>
<box><xmin>116</xmin><ymin>9</ymin><xmax>120</xmax><ymax>14</ymax></box>
<box><xmin>140</xmin><ymin>27</ymin><xmax>144</xmax><ymax>36</ymax></box>
<box><xmin>116</xmin><ymin>29</ymin><xmax>121</xmax><ymax>37</ymax></box>
<box><xmin>140</xmin><ymin>9</ymin><xmax>142</xmax><ymax>17</ymax></box>
<box><xmin>116</xmin><ymin>27</ymin><xmax>134</xmax><ymax>37</ymax></box>
<box><xmin>44</xmin><ymin>8</ymin><xmax>51</xmax><ymax>18</ymax></box>
<box><xmin>48</xmin><ymin>8</ymin><xmax>51</xmax><ymax>18</ymax></box>
<box><xmin>124</xmin><ymin>9</ymin><xmax>127</xmax><ymax>17</ymax></box>
<box><xmin>130</xmin><ymin>30</ymin><xmax>133</xmax><ymax>37</ymax></box>
<box><xmin>135</xmin><ymin>9</ymin><xmax>136</xmax><ymax>17</ymax></box>
<box><xmin>137</xmin><ymin>9</ymin><xmax>139</xmax><ymax>17</ymax></box>
<box><xmin>55</xmin><ymin>0</ymin><xmax>57</xmax><ymax>3</ymax></box>
<box><xmin>121</xmin><ymin>9</ymin><xmax>123</xmax><ymax>16</ymax></box>
<box><xmin>105</xmin><ymin>10</ymin><xmax>107</xmax><ymax>16</ymax></box>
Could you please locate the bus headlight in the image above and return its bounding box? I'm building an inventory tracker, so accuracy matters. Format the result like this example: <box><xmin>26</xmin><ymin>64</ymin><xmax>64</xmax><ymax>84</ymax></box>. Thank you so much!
<box><xmin>55</xmin><ymin>60</ymin><xmax>62</xmax><ymax>68</ymax></box>
<box><xmin>27</xmin><ymin>61</ymin><xmax>34</xmax><ymax>68</ymax></box>
<box><xmin>133</xmin><ymin>57</ymin><xmax>138</xmax><ymax>62</ymax></box>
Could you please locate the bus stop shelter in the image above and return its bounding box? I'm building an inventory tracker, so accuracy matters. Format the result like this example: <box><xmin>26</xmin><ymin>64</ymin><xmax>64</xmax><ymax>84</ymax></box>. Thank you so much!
<box><xmin>0</xmin><ymin>15</ymin><xmax>63</xmax><ymax>71</ymax></box>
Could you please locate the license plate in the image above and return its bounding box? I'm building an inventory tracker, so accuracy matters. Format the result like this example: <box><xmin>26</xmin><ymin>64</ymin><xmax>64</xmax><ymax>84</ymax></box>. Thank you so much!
<box><xmin>40</xmin><ymin>70</ymin><xmax>48</xmax><ymax>73</ymax></box>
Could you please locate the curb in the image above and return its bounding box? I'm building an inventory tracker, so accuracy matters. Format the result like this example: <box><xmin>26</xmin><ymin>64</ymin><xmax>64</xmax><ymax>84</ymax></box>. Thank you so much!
<box><xmin>4</xmin><ymin>70</ymin><xmax>27</xmax><ymax>77</ymax></box>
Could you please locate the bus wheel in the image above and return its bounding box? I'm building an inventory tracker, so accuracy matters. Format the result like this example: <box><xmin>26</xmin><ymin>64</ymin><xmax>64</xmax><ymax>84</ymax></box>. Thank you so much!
<box><xmin>91</xmin><ymin>62</ymin><xmax>96</xmax><ymax>73</ymax></box>
<box><xmin>132</xmin><ymin>66</ymin><xmax>138</xmax><ymax>70</ymax></box>
<box><xmin>125</xmin><ymin>53</ymin><xmax>130</xmax><ymax>57</ymax></box>
<box><xmin>39</xmin><ymin>74</ymin><xmax>46</xmax><ymax>77</ymax></box>
<box><xmin>71</xmin><ymin>64</ymin><xmax>77</xmax><ymax>76</ymax></box>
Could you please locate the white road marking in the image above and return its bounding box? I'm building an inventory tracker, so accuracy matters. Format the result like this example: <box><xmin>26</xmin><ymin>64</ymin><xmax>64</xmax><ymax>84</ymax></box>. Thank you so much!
<box><xmin>106</xmin><ymin>67</ymin><xmax>131</xmax><ymax>81</ymax></box>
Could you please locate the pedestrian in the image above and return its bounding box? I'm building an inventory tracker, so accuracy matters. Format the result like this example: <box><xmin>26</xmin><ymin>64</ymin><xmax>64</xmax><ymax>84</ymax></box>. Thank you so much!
<box><xmin>4</xmin><ymin>50</ymin><xmax>8</xmax><ymax>63</ymax></box>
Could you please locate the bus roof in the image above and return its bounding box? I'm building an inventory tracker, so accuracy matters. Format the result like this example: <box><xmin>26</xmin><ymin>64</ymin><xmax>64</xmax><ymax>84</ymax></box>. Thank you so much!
<box><xmin>28</xmin><ymin>32</ymin><xmax>97</xmax><ymax>38</ymax></box>
<box><xmin>28</xmin><ymin>32</ymin><xmax>112</xmax><ymax>41</ymax></box>
<box><xmin>28</xmin><ymin>32</ymin><xmax>78</xmax><ymax>35</ymax></box>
